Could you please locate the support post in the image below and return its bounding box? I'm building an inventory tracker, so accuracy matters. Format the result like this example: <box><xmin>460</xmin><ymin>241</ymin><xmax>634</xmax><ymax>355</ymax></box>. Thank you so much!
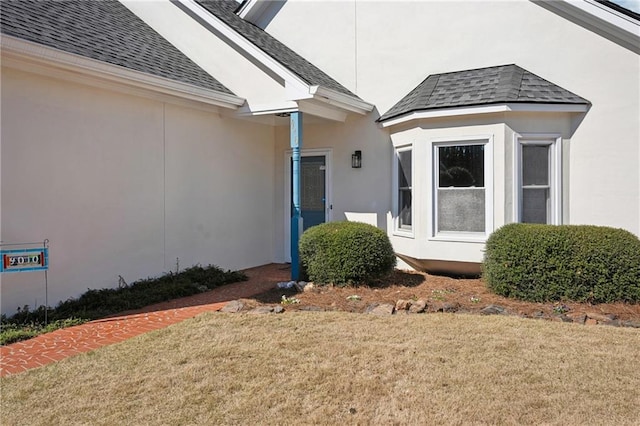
<box><xmin>290</xmin><ymin>111</ymin><xmax>302</xmax><ymax>280</ymax></box>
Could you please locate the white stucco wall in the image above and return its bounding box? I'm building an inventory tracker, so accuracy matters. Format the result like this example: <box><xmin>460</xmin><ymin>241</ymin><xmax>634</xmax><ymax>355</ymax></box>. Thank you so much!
<box><xmin>264</xmin><ymin>0</ymin><xmax>640</xmax><ymax>239</ymax></box>
<box><xmin>0</xmin><ymin>68</ymin><xmax>275</xmax><ymax>315</ymax></box>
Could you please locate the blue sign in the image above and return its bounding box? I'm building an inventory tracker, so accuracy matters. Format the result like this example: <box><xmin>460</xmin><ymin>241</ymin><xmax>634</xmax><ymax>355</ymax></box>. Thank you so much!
<box><xmin>0</xmin><ymin>247</ymin><xmax>49</xmax><ymax>273</ymax></box>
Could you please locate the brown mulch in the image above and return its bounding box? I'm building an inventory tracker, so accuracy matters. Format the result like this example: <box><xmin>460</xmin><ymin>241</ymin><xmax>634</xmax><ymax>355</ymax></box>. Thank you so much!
<box><xmin>243</xmin><ymin>269</ymin><xmax>640</xmax><ymax>324</ymax></box>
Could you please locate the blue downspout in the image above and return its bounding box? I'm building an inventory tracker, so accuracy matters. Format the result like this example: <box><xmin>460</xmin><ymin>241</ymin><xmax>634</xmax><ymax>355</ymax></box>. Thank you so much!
<box><xmin>290</xmin><ymin>112</ymin><xmax>302</xmax><ymax>280</ymax></box>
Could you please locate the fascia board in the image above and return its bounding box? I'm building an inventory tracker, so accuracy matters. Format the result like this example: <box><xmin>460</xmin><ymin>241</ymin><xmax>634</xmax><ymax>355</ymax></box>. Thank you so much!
<box><xmin>298</xmin><ymin>99</ymin><xmax>348</xmax><ymax>122</ymax></box>
<box><xmin>531</xmin><ymin>0</ymin><xmax>640</xmax><ymax>52</ymax></box>
<box><xmin>235</xmin><ymin>101</ymin><xmax>298</xmax><ymax>116</ymax></box>
<box><xmin>177</xmin><ymin>0</ymin><xmax>310</xmax><ymax>96</ymax></box>
<box><xmin>0</xmin><ymin>35</ymin><xmax>245</xmax><ymax>109</ymax></box>
<box><xmin>311</xmin><ymin>86</ymin><xmax>375</xmax><ymax>115</ymax></box>
<box><xmin>379</xmin><ymin>103</ymin><xmax>589</xmax><ymax>128</ymax></box>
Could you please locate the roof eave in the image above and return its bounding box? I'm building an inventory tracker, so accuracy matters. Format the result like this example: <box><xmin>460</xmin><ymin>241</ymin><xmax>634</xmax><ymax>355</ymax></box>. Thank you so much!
<box><xmin>378</xmin><ymin>103</ymin><xmax>590</xmax><ymax>128</ymax></box>
<box><xmin>311</xmin><ymin>86</ymin><xmax>375</xmax><ymax>115</ymax></box>
<box><xmin>530</xmin><ymin>0</ymin><xmax>640</xmax><ymax>53</ymax></box>
<box><xmin>176</xmin><ymin>0</ymin><xmax>373</xmax><ymax>115</ymax></box>
<box><xmin>0</xmin><ymin>35</ymin><xmax>245</xmax><ymax>110</ymax></box>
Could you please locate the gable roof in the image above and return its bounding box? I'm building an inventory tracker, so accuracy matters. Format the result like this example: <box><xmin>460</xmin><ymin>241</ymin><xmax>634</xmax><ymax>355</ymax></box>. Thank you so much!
<box><xmin>0</xmin><ymin>0</ymin><xmax>234</xmax><ymax>95</ymax></box>
<box><xmin>378</xmin><ymin>64</ymin><xmax>591</xmax><ymax>123</ymax></box>
<box><xmin>193</xmin><ymin>0</ymin><xmax>357</xmax><ymax>98</ymax></box>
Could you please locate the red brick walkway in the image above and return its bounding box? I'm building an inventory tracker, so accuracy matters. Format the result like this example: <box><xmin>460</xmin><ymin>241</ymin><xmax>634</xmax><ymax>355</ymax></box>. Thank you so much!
<box><xmin>0</xmin><ymin>263</ymin><xmax>290</xmax><ymax>377</ymax></box>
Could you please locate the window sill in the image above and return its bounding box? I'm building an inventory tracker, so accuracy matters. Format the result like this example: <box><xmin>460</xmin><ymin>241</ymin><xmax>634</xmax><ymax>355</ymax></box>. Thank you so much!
<box><xmin>429</xmin><ymin>233</ymin><xmax>487</xmax><ymax>243</ymax></box>
<box><xmin>392</xmin><ymin>228</ymin><xmax>415</xmax><ymax>239</ymax></box>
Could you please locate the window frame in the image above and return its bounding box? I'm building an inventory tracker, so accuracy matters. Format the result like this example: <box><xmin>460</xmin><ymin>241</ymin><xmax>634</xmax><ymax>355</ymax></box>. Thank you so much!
<box><xmin>392</xmin><ymin>144</ymin><xmax>414</xmax><ymax>237</ymax></box>
<box><xmin>429</xmin><ymin>136</ymin><xmax>494</xmax><ymax>242</ymax></box>
<box><xmin>514</xmin><ymin>134</ymin><xmax>562</xmax><ymax>225</ymax></box>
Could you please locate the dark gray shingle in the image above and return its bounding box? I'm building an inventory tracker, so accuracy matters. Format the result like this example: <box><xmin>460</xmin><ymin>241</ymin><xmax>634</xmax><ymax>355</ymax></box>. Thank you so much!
<box><xmin>1</xmin><ymin>0</ymin><xmax>234</xmax><ymax>94</ymax></box>
<box><xmin>194</xmin><ymin>0</ymin><xmax>357</xmax><ymax>97</ymax></box>
<box><xmin>379</xmin><ymin>64</ymin><xmax>590</xmax><ymax>122</ymax></box>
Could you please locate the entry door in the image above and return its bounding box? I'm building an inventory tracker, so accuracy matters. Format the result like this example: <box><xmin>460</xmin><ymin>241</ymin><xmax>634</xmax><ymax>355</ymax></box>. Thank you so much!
<box><xmin>292</xmin><ymin>155</ymin><xmax>326</xmax><ymax>231</ymax></box>
<box><xmin>285</xmin><ymin>151</ymin><xmax>331</xmax><ymax>262</ymax></box>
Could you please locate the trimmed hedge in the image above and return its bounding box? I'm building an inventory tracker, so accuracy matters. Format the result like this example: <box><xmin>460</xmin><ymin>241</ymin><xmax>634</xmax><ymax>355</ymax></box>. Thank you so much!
<box><xmin>483</xmin><ymin>223</ymin><xmax>640</xmax><ymax>303</ymax></box>
<box><xmin>299</xmin><ymin>221</ymin><xmax>396</xmax><ymax>285</ymax></box>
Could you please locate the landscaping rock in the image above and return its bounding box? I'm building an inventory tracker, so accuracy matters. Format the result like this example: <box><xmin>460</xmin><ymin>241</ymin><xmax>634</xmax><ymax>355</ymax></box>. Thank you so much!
<box><xmin>409</xmin><ymin>299</ymin><xmax>427</xmax><ymax>314</ymax></box>
<box><xmin>302</xmin><ymin>282</ymin><xmax>315</xmax><ymax>293</ymax></box>
<box><xmin>299</xmin><ymin>306</ymin><xmax>325</xmax><ymax>312</ymax></box>
<box><xmin>365</xmin><ymin>303</ymin><xmax>395</xmax><ymax>315</ymax></box>
<box><xmin>436</xmin><ymin>302</ymin><xmax>460</xmax><ymax>313</ymax></box>
<box><xmin>566</xmin><ymin>313</ymin><xmax>587</xmax><ymax>324</ymax></box>
<box><xmin>395</xmin><ymin>299</ymin><xmax>412</xmax><ymax>311</ymax></box>
<box><xmin>248</xmin><ymin>306</ymin><xmax>277</xmax><ymax>315</ymax></box>
<box><xmin>621</xmin><ymin>320</ymin><xmax>640</xmax><ymax>328</ymax></box>
<box><xmin>294</xmin><ymin>281</ymin><xmax>309</xmax><ymax>292</ymax></box>
<box><xmin>585</xmin><ymin>318</ymin><xmax>598</xmax><ymax>326</ymax></box>
<box><xmin>276</xmin><ymin>281</ymin><xmax>296</xmax><ymax>289</ymax></box>
<box><xmin>480</xmin><ymin>304</ymin><xmax>505</xmax><ymax>315</ymax></box>
<box><xmin>273</xmin><ymin>305</ymin><xmax>285</xmax><ymax>314</ymax></box>
<box><xmin>220</xmin><ymin>300</ymin><xmax>244</xmax><ymax>313</ymax></box>
<box><xmin>586</xmin><ymin>313</ymin><xmax>617</xmax><ymax>323</ymax></box>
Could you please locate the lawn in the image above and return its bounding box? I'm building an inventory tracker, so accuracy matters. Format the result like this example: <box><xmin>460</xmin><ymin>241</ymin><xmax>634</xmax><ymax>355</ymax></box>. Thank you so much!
<box><xmin>2</xmin><ymin>311</ymin><xmax>639</xmax><ymax>425</ymax></box>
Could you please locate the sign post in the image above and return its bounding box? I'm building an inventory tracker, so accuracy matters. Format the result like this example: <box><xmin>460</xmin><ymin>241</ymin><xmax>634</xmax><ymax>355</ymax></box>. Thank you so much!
<box><xmin>0</xmin><ymin>240</ymin><xmax>50</xmax><ymax>323</ymax></box>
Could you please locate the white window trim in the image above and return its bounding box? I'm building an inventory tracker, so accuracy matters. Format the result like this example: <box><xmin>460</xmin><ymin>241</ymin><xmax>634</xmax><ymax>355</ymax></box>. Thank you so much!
<box><xmin>392</xmin><ymin>144</ymin><xmax>414</xmax><ymax>238</ymax></box>
<box><xmin>429</xmin><ymin>135</ymin><xmax>494</xmax><ymax>243</ymax></box>
<box><xmin>514</xmin><ymin>134</ymin><xmax>563</xmax><ymax>225</ymax></box>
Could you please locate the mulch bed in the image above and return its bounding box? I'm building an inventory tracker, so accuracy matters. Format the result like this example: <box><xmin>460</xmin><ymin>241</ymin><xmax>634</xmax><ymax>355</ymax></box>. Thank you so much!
<box><xmin>240</xmin><ymin>270</ymin><xmax>640</xmax><ymax>326</ymax></box>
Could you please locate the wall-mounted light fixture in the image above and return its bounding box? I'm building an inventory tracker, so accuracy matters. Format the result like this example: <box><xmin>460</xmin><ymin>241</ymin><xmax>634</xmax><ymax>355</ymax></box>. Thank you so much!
<box><xmin>351</xmin><ymin>150</ymin><xmax>362</xmax><ymax>168</ymax></box>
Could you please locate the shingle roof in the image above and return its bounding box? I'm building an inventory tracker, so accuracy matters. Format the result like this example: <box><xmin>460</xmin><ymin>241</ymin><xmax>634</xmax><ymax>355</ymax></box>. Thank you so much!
<box><xmin>378</xmin><ymin>64</ymin><xmax>590</xmax><ymax>122</ymax></box>
<box><xmin>194</xmin><ymin>0</ymin><xmax>358</xmax><ymax>97</ymax></box>
<box><xmin>0</xmin><ymin>0</ymin><xmax>234</xmax><ymax>94</ymax></box>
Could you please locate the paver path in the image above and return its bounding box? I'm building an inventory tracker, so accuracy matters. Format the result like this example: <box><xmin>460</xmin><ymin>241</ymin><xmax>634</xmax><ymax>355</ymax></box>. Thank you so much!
<box><xmin>0</xmin><ymin>263</ymin><xmax>290</xmax><ymax>377</ymax></box>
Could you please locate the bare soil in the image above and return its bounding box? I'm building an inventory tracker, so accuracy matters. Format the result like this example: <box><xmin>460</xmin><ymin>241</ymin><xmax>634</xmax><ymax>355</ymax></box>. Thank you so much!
<box><xmin>245</xmin><ymin>269</ymin><xmax>640</xmax><ymax>324</ymax></box>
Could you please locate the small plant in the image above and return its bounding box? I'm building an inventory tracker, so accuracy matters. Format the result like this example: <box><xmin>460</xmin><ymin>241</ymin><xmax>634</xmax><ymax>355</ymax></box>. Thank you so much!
<box><xmin>470</xmin><ymin>296</ymin><xmax>481</xmax><ymax>304</ymax></box>
<box><xmin>431</xmin><ymin>288</ymin><xmax>456</xmax><ymax>301</ymax></box>
<box><xmin>553</xmin><ymin>304</ymin><xmax>570</xmax><ymax>315</ymax></box>
<box><xmin>346</xmin><ymin>295</ymin><xmax>361</xmax><ymax>301</ymax></box>
<box><xmin>281</xmin><ymin>295</ymin><xmax>300</xmax><ymax>305</ymax></box>
<box><xmin>1</xmin><ymin>264</ymin><xmax>247</xmax><ymax>345</ymax></box>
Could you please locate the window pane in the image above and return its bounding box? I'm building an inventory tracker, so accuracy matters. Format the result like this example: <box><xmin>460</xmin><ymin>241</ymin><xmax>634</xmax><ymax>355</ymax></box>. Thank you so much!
<box><xmin>398</xmin><ymin>150</ymin><xmax>411</xmax><ymax>187</ymax></box>
<box><xmin>522</xmin><ymin>145</ymin><xmax>549</xmax><ymax>186</ymax></box>
<box><xmin>438</xmin><ymin>145</ymin><xmax>484</xmax><ymax>187</ymax></box>
<box><xmin>437</xmin><ymin>188</ymin><xmax>485</xmax><ymax>232</ymax></box>
<box><xmin>522</xmin><ymin>188</ymin><xmax>548</xmax><ymax>224</ymax></box>
<box><xmin>301</xmin><ymin>157</ymin><xmax>325</xmax><ymax>211</ymax></box>
<box><xmin>399</xmin><ymin>189</ymin><xmax>412</xmax><ymax>228</ymax></box>
<box><xmin>397</xmin><ymin>150</ymin><xmax>412</xmax><ymax>229</ymax></box>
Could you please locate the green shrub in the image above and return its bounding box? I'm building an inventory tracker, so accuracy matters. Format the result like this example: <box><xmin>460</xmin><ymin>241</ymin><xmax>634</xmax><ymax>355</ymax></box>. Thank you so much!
<box><xmin>483</xmin><ymin>223</ymin><xmax>640</xmax><ymax>303</ymax></box>
<box><xmin>1</xmin><ymin>264</ymin><xmax>247</xmax><ymax>344</ymax></box>
<box><xmin>299</xmin><ymin>221</ymin><xmax>396</xmax><ymax>285</ymax></box>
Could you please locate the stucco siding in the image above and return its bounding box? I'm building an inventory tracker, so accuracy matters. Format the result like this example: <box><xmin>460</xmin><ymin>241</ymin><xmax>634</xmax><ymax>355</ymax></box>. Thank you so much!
<box><xmin>0</xmin><ymin>68</ymin><xmax>275</xmax><ymax>315</ymax></box>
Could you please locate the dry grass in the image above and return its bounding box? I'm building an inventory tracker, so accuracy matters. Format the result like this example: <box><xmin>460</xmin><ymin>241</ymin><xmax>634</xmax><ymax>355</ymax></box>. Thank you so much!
<box><xmin>2</xmin><ymin>312</ymin><xmax>639</xmax><ymax>425</ymax></box>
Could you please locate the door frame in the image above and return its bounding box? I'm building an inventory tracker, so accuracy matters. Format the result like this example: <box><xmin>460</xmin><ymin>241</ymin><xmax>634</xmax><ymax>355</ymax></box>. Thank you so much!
<box><xmin>284</xmin><ymin>148</ymin><xmax>333</xmax><ymax>262</ymax></box>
